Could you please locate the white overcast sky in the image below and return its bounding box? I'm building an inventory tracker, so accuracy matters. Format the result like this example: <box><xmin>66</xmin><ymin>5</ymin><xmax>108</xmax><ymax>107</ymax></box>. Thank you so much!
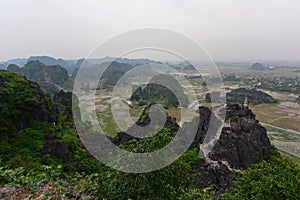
<box><xmin>0</xmin><ymin>0</ymin><xmax>300</xmax><ymax>61</ymax></box>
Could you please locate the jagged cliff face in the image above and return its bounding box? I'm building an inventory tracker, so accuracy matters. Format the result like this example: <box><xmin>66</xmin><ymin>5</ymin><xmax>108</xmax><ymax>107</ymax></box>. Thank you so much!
<box><xmin>7</xmin><ymin>60</ymin><xmax>72</xmax><ymax>95</ymax></box>
<box><xmin>210</xmin><ymin>104</ymin><xmax>271</xmax><ymax>169</ymax></box>
<box><xmin>193</xmin><ymin>104</ymin><xmax>272</xmax><ymax>192</ymax></box>
<box><xmin>114</xmin><ymin>103</ymin><xmax>271</xmax><ymax>169</ymax></box>
<box><xmin>111</xmin><ymin>103</ymin><xmax>272</xmax><ymax>191</ymax></box>
<box><xmin>112</xmin><ymin>104</ymin><xmax>271</xmax><ymax>169</ymax></box>
<box><xmin>193</xmin><ymin>104</ymin><xmax>271</xmax><ymax>170</ymax></box>
<box><xmin>0</xmin><ymin>70</ymin><xmax>273</xmax><ymax>193</ymax></box>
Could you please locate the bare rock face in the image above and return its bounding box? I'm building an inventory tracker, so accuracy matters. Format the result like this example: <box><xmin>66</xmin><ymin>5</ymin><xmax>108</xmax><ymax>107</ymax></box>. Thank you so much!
<box><xmin>188</xmin><ymin>106</ymin><xmax>211</xmax><ymax>150</ymax></box>
<box><xmin>193</xmin><ymin>160</ymin><xmax>236</xmax><ymax>195</ymax></box>
<box><xmin>109</xmin><ymin>102</ymin><xmax>272</xmax><ymax>192</ymax></box>
<box><xmin>209</xmin><ymin>104</ymin><xmax>271</xmax><ymax>169</ymax></box>
<box><xmin>193</xmin><ymin>104</ymin><xmax>272</xmax><ymax>193</ymax></box>
<box><xmin>111</xmin><ymin>103</ymin><xmax>272</xmax><ymax>170</ymax></box>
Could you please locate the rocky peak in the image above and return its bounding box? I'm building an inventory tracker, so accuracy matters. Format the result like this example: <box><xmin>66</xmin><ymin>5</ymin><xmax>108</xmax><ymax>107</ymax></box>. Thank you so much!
<box><xmin>193</xmin><ymin>104</ymin><xmax>272</xmax><ymax>192</ymax></box>
<box><xmin>110</xmin><ymin>102</ymin><xmax>272</xmax><ymax>192</ymax></box>
<box><xmin>111</xmin><ymin>103</ymin><xmax>272</xmax><ymax>171</ymax></box>
<box><xmin>209</xmin><ymin>104</ymin><xmax>271</xmax><ymax>169</ymax></box>
<box><xmin>110</xmin><ymin>103</ymin><xmax>179</xmax><ymax>145</ymax></box>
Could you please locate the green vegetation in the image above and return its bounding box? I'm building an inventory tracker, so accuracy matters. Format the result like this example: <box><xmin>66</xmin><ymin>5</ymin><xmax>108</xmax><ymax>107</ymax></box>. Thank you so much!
<box><xmin>102</xmin><ymin>116</ymin><xmax>118</xmax><ymax>137</ymax></box>
<box><xmin>102</xmin><ymin>61</ymin><xmax>133</xmax><ymax>88</ymax></box>
<box><xmin>131</xmin><ymin>83</ymin><xmax>181</xmax><ymax>108</ymax></box>
<box><xmin>230</xmin><ymin>116</ymin><xmax>240</xmax><ymax>123</ymax></box>
<box><xmin>0</xmin><ymin>70</ymin><xmax>51</xmax><ymax>135</ymax></box>
<box><xmin>1</xmin><ymin>70</ymin><xmax>300</xmax><ymax>199</ymax></box>
<box><xmin>226</xmin><ymin>88</ymin><xmax>277</xmax><ymax>105</ymax></box>
<box><xmin>131</xmin><ymin>74</ymin><xmax>189</xmax><ymax>108</ymax></box>
<box><xmin>0</xmin><ymin>129</ymin><xmax>204</xmax><ymax>199</ymax></box>
<box><xmin>219</xmin><ymin>150</ymin><xmax>300</xmax><ymax>200</ymax></box>
<box><xmin>222</xmin><ymin>72</ymin><xmax>300</xmax><ymax>93</ymax></box>
<box><xmin>0</xmin><ymin>71</ymin><xmax>87</xmax><ymax>171</ymax></box>
<box><xmin>99</xmin><ymin>129</ymin><xmax>196</xmax><ymax>199</ymax></box>
<box><xmin>1</xmin><ymin>147</ymin><xmax>299</xmax><ymax>199</ymax></box>
<box><xmin>258</xmin><ymin>76</ymin><xmax>300</xmax><ymax>93</ymax></box>
<box><xmin>0</xmin><ymin>115</ymin><xmax>89</xmax><ymax>171</ymax></box>
<box><xmin>7</xmin><ymin>60</ymin><xmax>73</xmax><ymax>94</ymax></box>
<box><xmin>251</xmin><ymin>62</ymin><xmax>266</xmax><ymax>70</ymax></box>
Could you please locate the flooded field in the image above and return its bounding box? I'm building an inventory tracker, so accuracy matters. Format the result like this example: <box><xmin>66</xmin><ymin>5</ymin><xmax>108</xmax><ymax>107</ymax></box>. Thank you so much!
<box><xmin>263</xmin><ymin>123</ymin><xmax>300</xmax><ymax>158</ymax></box>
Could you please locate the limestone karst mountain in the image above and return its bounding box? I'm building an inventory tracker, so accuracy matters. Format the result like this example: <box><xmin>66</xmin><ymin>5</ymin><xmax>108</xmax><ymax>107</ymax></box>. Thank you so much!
<box><xmin>7</xmin><ymin>60</ymin><xmax>73</xmax><ymax>94</ymax></box>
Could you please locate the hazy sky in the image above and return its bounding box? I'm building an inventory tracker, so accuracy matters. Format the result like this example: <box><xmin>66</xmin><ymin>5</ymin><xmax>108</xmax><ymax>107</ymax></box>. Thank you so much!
<box><xmin>1</xmin><ymin>0</ymin><xmax>300</xmax><ymax>61</ymax></box>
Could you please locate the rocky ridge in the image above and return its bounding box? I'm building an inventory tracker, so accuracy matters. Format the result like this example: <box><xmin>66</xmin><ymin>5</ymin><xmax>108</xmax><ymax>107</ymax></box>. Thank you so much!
<box><xmin>111</xmin><ymin>103</ymin><xmax>272</xmax><ymax>192</ymax></box>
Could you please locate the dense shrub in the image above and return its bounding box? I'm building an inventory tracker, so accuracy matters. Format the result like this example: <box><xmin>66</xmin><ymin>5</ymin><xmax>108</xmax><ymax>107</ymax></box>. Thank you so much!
<box><xmin>219</xmin><ymin>150</ymin><xmax>300</xmax><ymax>200</ymax></box>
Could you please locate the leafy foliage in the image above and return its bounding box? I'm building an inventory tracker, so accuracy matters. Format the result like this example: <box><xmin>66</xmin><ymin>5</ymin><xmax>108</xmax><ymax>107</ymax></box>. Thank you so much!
<box><xmin>219</xmin><ymin>150</ymin><xmax>300</xmax><ymax>200</ymax></box>
<box><xmin>0</xmin><ymin>70</ymin><xmax>49</xmax><ymax>135</ymax></box>
<box><xmin>7</xmin><ymin>61</ymin><xmax>72</xmax><ymax>94</ymax></box>
<box><xmin>131</xmin><ymin>74</ymin><xmax>190</xmax><ymax>108</ymax></box>
<box><xmin>96</xmin><ymin>129</ymin><xmax>196</xmax><ymax>199</ymax></box>
<box><xmin>1</xmin><ymin>70</ymin><xmax>300</xmax><ymax>199</ymax></box>
<box><xmin>226</xmin><ymin>88</ymin><xmax>277</xmax><ymax>105</ymax></box>
<box><xmin>0</xmin><ymin>71</ymin><xmax>88</xmax><ymax>172</ymax></box>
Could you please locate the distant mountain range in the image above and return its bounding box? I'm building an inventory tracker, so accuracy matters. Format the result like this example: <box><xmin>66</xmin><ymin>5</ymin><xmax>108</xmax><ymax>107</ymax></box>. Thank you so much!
<box><xmin>71</xmin><ymin>61</ymin><xmax>135</xmax><ymax>89</ymax></box>
<box><xmin>27</xmin><ymin>56</ymin><xmax>73</xmax><ymax>72</ymax></box>
<box><xmin>7</xmin><ymin>60</ymin><xmax>73</xmax><ymax>94</ymax></box>
<box><xmin>3</xmin><ymin>57</ymin><xmax>163</xmax><ymax>94</ymax></box>
<box><xmin>0</xmin><ymin>56</ymin><xmax>164</xmax><ymax>73</ymax></box>
<box><xmin>0</xmin><ymin>55</ymin><xmax>195</xmax><ymax>73</ymax></box>
<box><xmin>1</xmin><ymin>56</ymin><xmax>75</xmax><ymax>74</ymax></box>
<box><xmin>1</xmin><ymin>55</ymin><xmax>197</xmax><ymax>94</ymax></box>
<box><xmin>1</xmin><ymin>58</ymin><xmax>28</xmax><ymax>68</ymax></box>
<box><xmin>0</xmin><ymin>63</ymin><xmax>6</xmax><ymax>70</ymax></box>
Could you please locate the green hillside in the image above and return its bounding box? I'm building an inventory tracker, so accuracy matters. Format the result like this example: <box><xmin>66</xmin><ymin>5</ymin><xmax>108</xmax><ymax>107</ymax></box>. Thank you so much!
<box><xmin>7</xmin><ymin>61</ymin><xmax>73</xmax><ymax>94</ymax></box>
<box><xmin>0</xmin><ymin>70</ymin><xmax>89</xmax><ymax>171</ymax></box>
<box><xmin>0</xmin><ymin>70</ymin><xmax>299</xmax><ymax>199</ymax></box>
